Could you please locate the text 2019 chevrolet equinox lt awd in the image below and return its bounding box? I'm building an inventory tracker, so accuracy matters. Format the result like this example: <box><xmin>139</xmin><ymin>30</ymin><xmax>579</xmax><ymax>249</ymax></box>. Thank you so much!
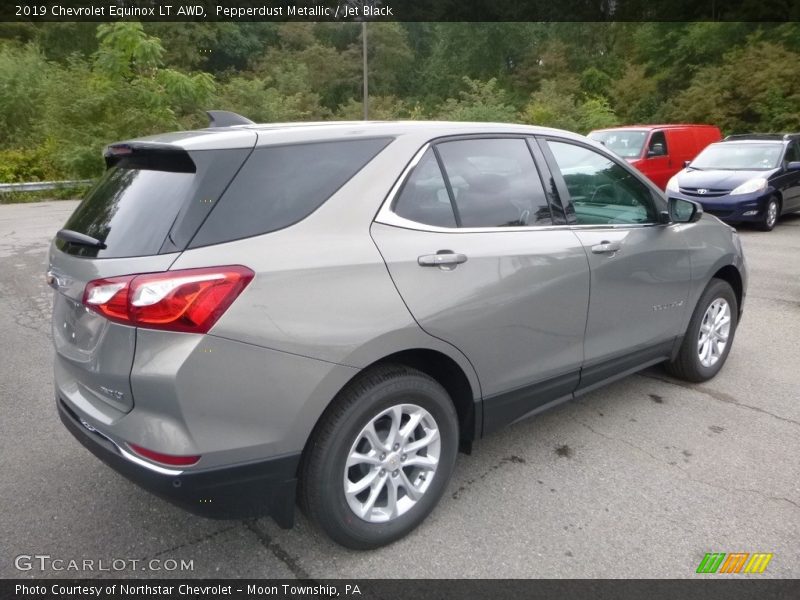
<box><xmin>49</xmin><ymin>113</ymin><xmax>747</xmax><ymax>549</ymax></box>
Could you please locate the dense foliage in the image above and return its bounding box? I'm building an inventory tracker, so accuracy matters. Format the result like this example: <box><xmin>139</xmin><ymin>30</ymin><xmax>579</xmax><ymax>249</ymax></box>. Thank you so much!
<box><xmin>1</xmin><ymin>22</ymin><xmax>799</xmax><ymax>181</ymax></box>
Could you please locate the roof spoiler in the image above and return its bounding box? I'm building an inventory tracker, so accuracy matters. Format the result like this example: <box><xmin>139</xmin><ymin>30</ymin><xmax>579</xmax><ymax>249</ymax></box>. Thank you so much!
<box><xmin>206</xmin><ymin>110</ymin><xmax>254</xmax><ymax>128</ymax></box>
<box><xmin>103</xmin><ymin>142</ymin><xmax>196</xmax><ymax>172</ymax></box>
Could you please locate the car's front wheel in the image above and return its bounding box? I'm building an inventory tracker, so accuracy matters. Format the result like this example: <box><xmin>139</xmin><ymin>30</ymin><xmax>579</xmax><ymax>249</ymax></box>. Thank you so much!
<box><xmin>758</xmin><ymin>197</ymin><xmax>780</xmax><ymax>231</ymax></box>
<box><xmin>665</xmin><ymin>278</ymin><xmax>738</xmax><ymax>382</ymax></box>
<box><xmin>299</xmin><ymin>365</ymin><xmax>458</xmax><ymax>549</ymax></box>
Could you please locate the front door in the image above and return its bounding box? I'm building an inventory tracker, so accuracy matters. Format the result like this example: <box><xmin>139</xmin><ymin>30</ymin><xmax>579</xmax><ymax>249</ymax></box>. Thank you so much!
<box><xmin>777</xmin><ymin>140</ymin><xmax>800</xmax><ymax>212</ymax></box>
<box><xmin>540</xmin><ymin>137</ymin><xmax>692</xmax><ymax>390</ymax></box>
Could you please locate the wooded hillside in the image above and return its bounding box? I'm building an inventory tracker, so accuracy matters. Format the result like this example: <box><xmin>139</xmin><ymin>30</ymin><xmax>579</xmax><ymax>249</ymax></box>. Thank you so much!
<box><xmin>1</xmin><ymin>22</ymin><xmax>799</xmax><ymax>180</ymax></box>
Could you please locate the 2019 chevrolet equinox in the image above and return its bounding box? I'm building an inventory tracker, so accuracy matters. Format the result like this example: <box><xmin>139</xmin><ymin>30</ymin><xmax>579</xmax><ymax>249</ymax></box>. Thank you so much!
<box><xmin>49</xmin><ymin>114</ymin><xmax>747</xmax><ymax>549</ymax></box>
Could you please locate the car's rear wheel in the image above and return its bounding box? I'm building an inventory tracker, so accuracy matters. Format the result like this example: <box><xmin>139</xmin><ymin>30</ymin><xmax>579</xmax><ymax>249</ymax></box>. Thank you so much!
<box><xmin>299</xmin><ymin>364</ymin><xmax>458</xmax><ymax>549</ymax></box>
<box><xmin>758</xmin><ymin>197</ymin><xmax>780</xmax><ymax>231</ymax></box>
<box><xmin>665</xmin><ymin>278</ymin><xmax>738</xmax><ymax>382</ymax></box>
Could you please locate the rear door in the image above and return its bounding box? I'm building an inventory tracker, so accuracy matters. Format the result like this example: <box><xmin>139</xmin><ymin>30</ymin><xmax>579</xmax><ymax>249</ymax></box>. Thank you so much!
<box><xmin>371</xmin><ymin>136</ymin><xmax>591</xmax><ymax>432</ymax></box>
<box><xmin>538</xmin><ymin>137</ymin><xmax>691</xmax><ymax>391</ymax></box>
<box><xmin>49</xmin><ymin>141</ymin><xmax>254</xmax><ymax>420</ymax></box>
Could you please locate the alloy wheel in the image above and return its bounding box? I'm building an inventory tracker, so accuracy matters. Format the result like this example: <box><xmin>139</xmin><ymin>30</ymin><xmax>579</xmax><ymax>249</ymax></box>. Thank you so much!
<box><xmin>766</xmin><ymin>201</ymin><xmax>778</xmax><ymax>229</ymax></box>
<box><xmin>344</xmin><ymin>403</ymin><xmax>441</xmax><ymax>523</ymax></box>
<box><xmin>697</xmin><ymin>298</ymin><xmax>731</xmax><ymax>368</ymax></box>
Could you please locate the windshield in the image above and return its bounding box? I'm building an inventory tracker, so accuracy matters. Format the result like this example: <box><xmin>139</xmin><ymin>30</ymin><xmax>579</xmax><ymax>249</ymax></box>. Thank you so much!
<box><xmin>588</xmin><ymin>130</ymin><xmax>647</xmax><ymax>159</ymax></box>
<box><xmin>691</xmin><ymin>143</ymin><xmax>783</xmax><ymax>170</ymax></box>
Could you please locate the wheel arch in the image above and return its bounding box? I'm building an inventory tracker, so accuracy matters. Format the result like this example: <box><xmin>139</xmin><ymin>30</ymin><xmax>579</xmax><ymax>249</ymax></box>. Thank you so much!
<box><xmin>712</xmin><ymin>264</ymin><xmax>744</xmax><ymax>318</ymax></box>
<box><xmin>370</xmin><ymin>349</ymin><xmax>480</xmax><ymax>448</ymax></box>
<box><xmin>302</xmin><ymin>345</ymin><xmax>482</xmax><ymax>474</ymax></box>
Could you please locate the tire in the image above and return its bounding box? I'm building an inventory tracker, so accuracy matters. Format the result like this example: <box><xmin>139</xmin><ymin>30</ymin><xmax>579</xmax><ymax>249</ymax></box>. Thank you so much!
<box><xmin>665</xmin><ymin>278</ymin><xmax>738</xmax><ymax>382</ymax></box>
<box><xmin>757</xmin><ymin>197</ymin><xmax>780</xmax><ymax>231</ymax></box>
<box><xmin>299</xmin><ymin>364</ymin><xmax>459</xmax><ymax>549</ymax></box>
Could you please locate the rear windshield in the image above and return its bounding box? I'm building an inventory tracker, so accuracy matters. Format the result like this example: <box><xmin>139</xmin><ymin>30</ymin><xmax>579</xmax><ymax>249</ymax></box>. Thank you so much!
<box><xmin>56</xmin><ymin>158</ymin><xmax>195</xmax><ymax>258</ymax></box>
<box><xmin>588</xmin><ymin>130</ymin><xmax>647</xmax><ymax>159</ymax></box>
<box><xmin>56</xmin><ymin>148</ymin><xmax>252</xmax><ymax>259</ymax></box>
<box><xmin>189</xmin><ymin>137</ymin><xmax>392</xmax><ymax>248</ymax></box>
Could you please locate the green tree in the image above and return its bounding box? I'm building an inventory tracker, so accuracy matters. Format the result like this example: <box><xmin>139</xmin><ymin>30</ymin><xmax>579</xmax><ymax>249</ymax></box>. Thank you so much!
<box><xmin>664</xmin><ymin>41</ymin><xmax>800</xmax><ymax>132</ymax></box>
<box><xmin>577</xmin><ymin>97</ymin><xmax>619</xmax><ymax>132</ymax></box>
<box><xmin>94</xmin><ymin>22</ymin><xmax>164</xmax><ymax>79</ymax></box>
<box><xmin>609</xmin><ymin>63</ymin><xmax>660</xmax><ymax>124</ymax></box>
<box><xmin>215</xmin><ymin>76</ymin><xmax>327</xmax><ymax>122</ymax></box>
<box><xmin>437</xmin><ymin>77</ymin><xmax>518</xmax><ymax>123</ymax></box>
<box><xmin>359</xmin><ymin>23</ymin><xmax>414</xmax><ymax>97</ymax></box>
<box><xmin>521</xmin><ymin>80</ymin><xmax>580</xmax><ymax>130</ymax></box>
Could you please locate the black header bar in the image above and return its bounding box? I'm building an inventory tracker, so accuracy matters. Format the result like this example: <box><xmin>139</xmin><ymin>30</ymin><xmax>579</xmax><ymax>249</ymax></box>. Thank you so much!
<box><xmin>3</xmin><ymin>0</ymin><xmax>800</xmax><ymax>22</ymax></box>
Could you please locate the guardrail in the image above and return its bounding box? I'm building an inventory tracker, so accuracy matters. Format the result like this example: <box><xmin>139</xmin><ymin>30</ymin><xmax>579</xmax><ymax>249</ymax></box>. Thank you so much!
<box><xmin>0</xmin><ymin>180</ymin><xmax>93</xmax><ymax>193</ymax></box>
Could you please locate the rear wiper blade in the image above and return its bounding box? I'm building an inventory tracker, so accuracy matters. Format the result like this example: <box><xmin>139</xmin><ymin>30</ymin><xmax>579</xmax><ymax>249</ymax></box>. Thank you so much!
<box><xmin>56</xmin><ymin>229</ymin><xmax>107</xmax><ymax>249</ymax></box>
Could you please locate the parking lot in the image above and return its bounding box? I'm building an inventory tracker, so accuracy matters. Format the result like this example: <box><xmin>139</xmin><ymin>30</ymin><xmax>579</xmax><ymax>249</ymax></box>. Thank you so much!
<box><xmin>1</xmin><ymin>200</ymin><xmax>798</xmax><ymax>579</ymax></box>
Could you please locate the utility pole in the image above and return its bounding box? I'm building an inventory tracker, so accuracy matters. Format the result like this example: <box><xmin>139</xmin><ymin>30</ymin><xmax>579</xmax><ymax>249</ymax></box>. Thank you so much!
<box><xmin>362</xmin><ymin>21</ymin><xmax>368</xmax><ymax>120</ymax></box>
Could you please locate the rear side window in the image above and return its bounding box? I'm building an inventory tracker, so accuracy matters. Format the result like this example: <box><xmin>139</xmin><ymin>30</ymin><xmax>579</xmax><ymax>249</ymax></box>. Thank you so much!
<box><xmin>190</xmin><ymin>138</ymin><xmax>392</xmax><ymax>247</ymax></box>
<box><xmin>437</xmin><ymin>138</ymin><xmax>551</xmax><ymax>227</ymax></box>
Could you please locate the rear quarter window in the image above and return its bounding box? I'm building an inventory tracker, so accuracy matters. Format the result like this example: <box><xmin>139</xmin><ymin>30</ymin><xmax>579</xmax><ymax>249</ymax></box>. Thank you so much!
<box><xmin>189</xmin><ymin>137</ymin><xmax>392</xmax><ymax>248</ymax></box>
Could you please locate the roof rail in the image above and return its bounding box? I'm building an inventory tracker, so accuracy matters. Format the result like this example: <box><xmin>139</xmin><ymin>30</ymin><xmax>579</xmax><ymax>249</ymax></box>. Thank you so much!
<box><xmin>206</xmin><ymin>110</ymin><xmax>254</xmax><ymax>128</ymax></box>
<box><xmin>723</xmin><ymin>133</ymin><xmax>800</xmax><ymax>142</ymax></box>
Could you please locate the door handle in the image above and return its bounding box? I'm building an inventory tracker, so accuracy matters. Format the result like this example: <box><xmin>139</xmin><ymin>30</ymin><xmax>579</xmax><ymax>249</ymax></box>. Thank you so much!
<box><xmin>591</xmin><ymin>240</ymin><xmax>622</xmax><ymax>254</ymax></box>
<box><xmin>418</xmin><ymin>252</ymin><xmax>468</xmax><ymax>267</ymax></box>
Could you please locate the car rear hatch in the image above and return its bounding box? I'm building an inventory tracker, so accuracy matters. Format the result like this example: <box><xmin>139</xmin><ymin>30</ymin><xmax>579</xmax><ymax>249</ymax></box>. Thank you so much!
<box><xmin>50</xmin><ymin>136</ymin><xmax>255</xmax><ymax>418</ymax></box>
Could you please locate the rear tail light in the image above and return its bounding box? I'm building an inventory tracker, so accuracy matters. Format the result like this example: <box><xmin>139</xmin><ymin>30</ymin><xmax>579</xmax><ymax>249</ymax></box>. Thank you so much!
<box><xmin>83</xmin><ymin>266</ymin><xmax>254</xmax><ymax>333</ymax></box>
<box><xmin>128</xmin><ymin>443</ymin><xmax>201</xmax><ymax>467</ymax></box>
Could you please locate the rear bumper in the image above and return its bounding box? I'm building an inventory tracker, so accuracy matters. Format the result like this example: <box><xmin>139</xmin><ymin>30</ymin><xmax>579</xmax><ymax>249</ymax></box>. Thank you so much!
<box><xmin>58</xmin><ymin>398</ymin><xmax>300</xmax><ymax>527</ymax></box>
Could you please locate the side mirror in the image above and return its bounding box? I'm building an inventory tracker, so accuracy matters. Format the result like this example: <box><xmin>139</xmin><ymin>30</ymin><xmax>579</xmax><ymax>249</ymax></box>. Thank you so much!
<box><xmin>786</xmin><ymin>161</ymin><xmax>800</xmax><ymax>171</ymax></box>
<box><xmin>668</xmin><ymin>196</ymin><xmax>703</xmax><ymax>223</ymax></box>
<box><xmin>647</xmin><ymin>143</ymin><xmax>666</xmax><ymax>157</ymax></box>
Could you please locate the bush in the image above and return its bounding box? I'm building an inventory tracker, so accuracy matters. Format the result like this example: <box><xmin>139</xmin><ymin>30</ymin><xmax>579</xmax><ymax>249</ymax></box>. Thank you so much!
<box><xmin>0</xmin><ymin>146</ymin><xmax>61</xmax><ymax>183</ymax></box>
<box><xmin>215</xmin><ymin>76</ymin><xmax>327</xmax><ymax>122</ymax></box>
<box><xmin>0</xmin><ymin>43</ymin><xmax>54</xmax><ymax>148</ymax></box>
<box><xmin>437</xmin><ymin>77</ymin><xmax>518</xmax><ymax>123</ymax></box>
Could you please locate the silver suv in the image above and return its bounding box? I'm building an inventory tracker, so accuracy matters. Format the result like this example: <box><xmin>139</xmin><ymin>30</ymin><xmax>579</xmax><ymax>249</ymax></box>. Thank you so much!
<box><xmin>49</xmin><ymin>116</ymin><xmax>747</xmax><ymax>549</ymax></box>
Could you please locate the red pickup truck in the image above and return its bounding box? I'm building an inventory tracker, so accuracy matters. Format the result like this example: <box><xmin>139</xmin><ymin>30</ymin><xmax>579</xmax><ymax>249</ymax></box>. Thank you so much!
<box><xmin>588</xmin><ymin>124</ymin><xmax>722</xmax><ymax>190</ymax></box>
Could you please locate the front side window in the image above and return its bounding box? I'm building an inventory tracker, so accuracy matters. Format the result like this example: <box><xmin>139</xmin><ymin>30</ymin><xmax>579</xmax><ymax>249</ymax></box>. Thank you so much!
<box><xmin>547</xmin><ymin>140</ymin><xmax>657</xmax><ymax>226</ymax></box>
<box><xmin>648</xmin><ymin>131</ymin><xmax>668</xmax><ymax>157</ymax></box>
<box><xmin>436</xmin><ymin>138</ymin><xmax>552</xmax><ymax>227</ymax></box>
<box><xmin>783</xmin><ymin>142</ymin><xmax>800</xmax><ymax>164</ymax></box>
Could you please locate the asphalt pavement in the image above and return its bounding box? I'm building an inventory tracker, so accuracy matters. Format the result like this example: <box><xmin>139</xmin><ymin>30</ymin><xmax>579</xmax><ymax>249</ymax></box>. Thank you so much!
<box><xmin>1</xmin><ymin>201</ymin><xmax>798</xmax><ymax>579</ymax></box>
